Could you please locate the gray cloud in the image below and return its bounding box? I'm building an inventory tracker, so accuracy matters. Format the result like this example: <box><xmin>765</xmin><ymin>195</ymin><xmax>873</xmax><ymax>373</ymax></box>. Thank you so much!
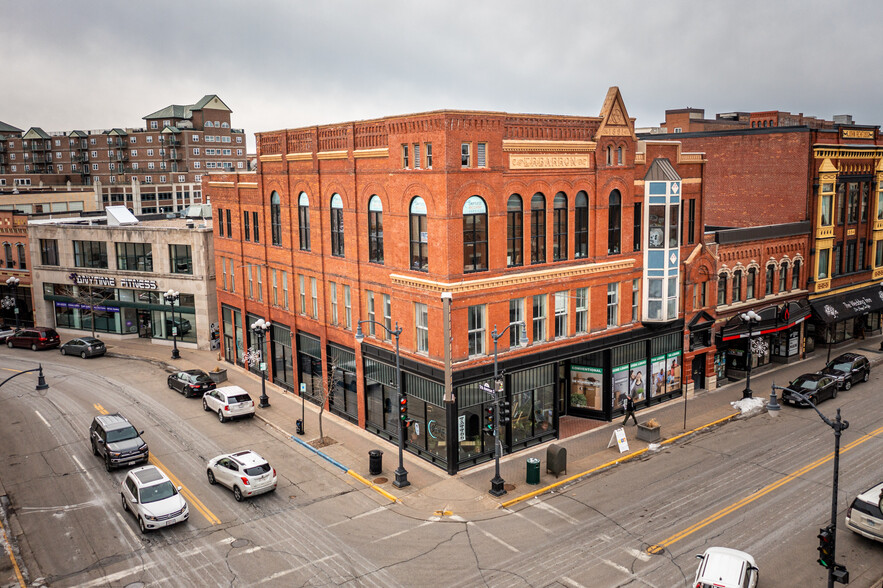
<box><xmin>2</xmin><ymin>0</ymin><xmax>881</xmax><ymax>152</ymax></box>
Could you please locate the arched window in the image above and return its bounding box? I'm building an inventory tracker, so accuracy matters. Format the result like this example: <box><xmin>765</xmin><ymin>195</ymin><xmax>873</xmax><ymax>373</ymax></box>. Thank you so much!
<box><xmin>409</xmin><ymin>197</ymin><xmax>428</xmax><ymax>271</ymax></box>
<box><xmin>463</xmin><ymin>196</ymin><xmax>488</xmax><ymax>273</ymax></box>
<box><xmin>298</xmin><ymin>192</ymin><xmax>310</xmax><ymax>251</ymax></box>
<box><xmin>16</xmin><ymin>243</ymin><xmax>26</xmax><ymax>270</ymax></box>
<box><xmin>747</xmin><ymin>267</ymin><xmax>756</xmax><ymax>299</ymax></box>
<box><xmin>717</xmin><ymin>273</ymin><xmax>728</xmax><ymax>306</ymax></box>
<box><xmin>3</xmin><ymin>243</ymin><xmax>12</xmax><ymax>267</ymax></box>
<box><xmin>616</xmin><ymin>146</ymin><xmax>623</xmax><ymax>165</ymax></box>
<box><xmin>732</xmin><ymin>269</ymin><xmax>743</xmax><ymax>302</ymax></box>
<box><xmin>606</xmin><ymin>146</ymin><xmax>613</xmax><ymax>166</ymax></box>
<box><xmin>553</xmin><ymin>192</ymin><xmax>568</xmax><ymax>262</ymax></box>
<box><xmin>766</xmin><ymin>265</ymin><xmax>775</xmax><ymax>295</ymax></box>
<box><xmin>779</xmin><ymin>262</ymin><xmax>789</xmax><ymax>292</ymax></box>
<box><xmin>530</xmin><ymin>192</ymin><xmax>546</xmax><ymax>264</ymax></box>
<box><xmin>575</xmin><ymin>191</ymin><xmax>589</xmax><ymax>259</ymax></box>
<box><xmin>368</xmin><ymin>195</ymin><xmax>383</xmax><ymax>264</ymax></box>
<box><xmin>270</xmin><ymin>191</ymin><xmax>282</xmax><ymax>246</ymax></box>
<box><xmin>507</xmin><ymin>194</ymin><xmax>523</xmax><ymax>267</ymax></box>
<box><xmin>330</xmin><ymin>193</ymin><xmax>344</xmax><ymax>257</ymax></box>
<box><xmin>205</xmin><ymin>121</ymin><xmax>213</xmax><ymax>128</ymax></box>
<box><xmin>792</xmin><ymin>260</ymin><xmax>801</xmax><ymax>290</ymax></box>
<box><xmin>607</xmin><ymin>190</ymin><xmax>621</xmax><ymax>255</ymax></box>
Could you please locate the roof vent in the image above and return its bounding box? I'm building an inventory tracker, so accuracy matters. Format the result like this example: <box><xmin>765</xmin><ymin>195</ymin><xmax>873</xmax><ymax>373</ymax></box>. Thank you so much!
<box><xmin>105</xmin><ymin>206</ymin><xmax>139</xmax><ymax>226</ymax></box>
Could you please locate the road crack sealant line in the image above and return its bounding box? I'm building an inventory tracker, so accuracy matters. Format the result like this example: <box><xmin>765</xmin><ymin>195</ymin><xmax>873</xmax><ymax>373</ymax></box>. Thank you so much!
<box><xmin>288</xmin><ymin>435</ymin><xmax>399</xmax><ymax>504</ymax></box>
<box><xmin>499</xmin><ymin>411</ymin><xmax>742</xmax><ymax>509</ymax></box>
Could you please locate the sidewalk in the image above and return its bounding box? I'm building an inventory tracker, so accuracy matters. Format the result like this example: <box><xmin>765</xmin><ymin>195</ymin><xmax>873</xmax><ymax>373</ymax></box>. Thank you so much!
<box><xmin>103</xmin><ymin>334</ymin><xmax>883</xmax><ymax>519</ymax></box>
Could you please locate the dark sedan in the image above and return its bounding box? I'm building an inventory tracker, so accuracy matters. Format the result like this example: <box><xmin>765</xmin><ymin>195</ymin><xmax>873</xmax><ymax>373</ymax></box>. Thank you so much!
<box><xmin>781</xmin><ymin>373</ymin><xmax>839</xmax><ymax>407</ymax></box>
<box><xmin>167</xmin><ymin>369</ymin><xmax>216</xmax><ymax>397</ymax></box>
<box><xmin>60</xmin><ymin>337</ymin><xmax>106</xmax><ymax>358</ymax></box>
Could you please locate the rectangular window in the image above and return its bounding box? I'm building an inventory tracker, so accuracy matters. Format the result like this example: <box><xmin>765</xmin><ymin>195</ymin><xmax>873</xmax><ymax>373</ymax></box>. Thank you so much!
<box><xmin>73</xmin><ymin>240</ymin><xmax>108</xmax><ymax>268</ymax></box>
<box><xmin>252</xmin><ymin>211</ymin><xmax>259</xmax><ymax>243</ymax></box>
<box><xmin>169</xmin><ymin>244</ymin><xmax>192</xmax><ymax>274</ymax></box>
<box><xmin>115</xmin><ymin>242</ymin><xmax>152</xmax><ymax>272</ymax></box>
<box><xmin>299</xmin><ymin>274</ymin><xmax>306</xmax><ymax>315</ymax></box>
<box><xmin>877</xmin><ymin>241</ymin><xmax>883</xmax><ymax>267</ymax></box>
<box><xmin>575</xmin><ymin>288</ymin><xmax>588</xmax><ymax>333</ymax></box>
<box><xmin>367</xmin><ymin>290</ymin><xmax>375</xmax><ymax>336</ymax></box>
<box><xmin>272</xmin><ymin>269</ymin><xmax>278</xmax><ymax>306</ymax></box>
<box><xmin>509</xmin><ymin>298</ymin><xmax>525</xmax><ymax>347</ymax></box>
<box><xmin>554</xmin><ymin>291</ymin><xmax>568</xmax><ymax>339</ymax></box>
<box><xmin>218</xmin><ymin>209</ymin><xmax>225</xmax><ymax>237</ymax></box>
<box><xmin>310</xmin><ymin>277</ymin><xmax>318</xmax><ymax>319</ymax></box>
<box><xmin>226</xmin><ymin>209</ymin><xmax>231</xmax><ymax>237</ymax></box>
<box><xmin>282</xmin><ymin>271</ymin><xmax>288</xmax><ymax>309</ymax></box>
<box><xmin>833</xmin><ymin>242</ymin><xmax>841</xmax><ymax>276</ymax></box>
<box><xmin>461</xmin><ymin>143</ymin><xmax>471</xmax><ymax>167</ymax></box>
<box><xmin>632</xmin><ymin>279</ymin><xmax>640</xmax><ymax>322</ymax></box>
<box><xmin>633</xmin><ymin>203</ymin><xmax>642</xmax><ymax>251</ymax></box>
<box><xmin>40</xmin><ymin>239</ymin><xmax>59</xmax><ymax>266</ymax></box>
<box><xmin>792</xmin><ymin>261</ymin><xmax>800</xmax><ymax>290</ymax></box>
<box><xmin>766</xmin><ymin>267</ymin><xmax>774</xmax><ymax>295</ymax></box>
<box><xmin>256</xmin><ymin>266</ymin><xmax>263</xmax><ymax>302</ymax></box>
<box><xmin>467</xmin><ymin>304</ymin><xmax>485</xmax><ymax>356</ymax></box>
<box><xmin>383</xmin><ymin>294</ymin><xmax>392</xmax><ymax>340</ymax></box>
<box><xmin>330</xmin><ymin>281</ymin><xmax>338</xmax><ymax>325</ymax></box>
<box><xmin>413</xmin><ymin>143</ymin><xmax>420</xmax><ymax>169</ymax></box>
<box><xmin>746</xmin><ymin>269</ymin><xmax>755</xmax><ymax>299</ymax></box>
<box><xmin>222</xmin><ymin>257</ymin><xmax>227</xmax><ymax>291</ymax></box>
<box><xmin>402</xmin><ymin>144</ymin><xmax>409</xmax><ymax>168</ymax></box>
<box><xmin>243</xmin><ymin>211</ymin><xmax>250</xmax><ymax>241</ymax></box>
<box><xmin>415</xmin><ymin>302</ymin><xmax>429</xmax><ymax>353</ymax></box>
<box><xmin>229</xmin><ymin>258</ymin><xmax>235</xmax><ymax>293</ymax></box>
<box><xmin>607</xmin><ymin>283</ymin><xmax>619</xmax><ymax>328</ymax></box>
<box><xmin>532</xmin><ymin>294</ymin><xmax>547</xmax><ymax>343</ymax></box>
<box><xmin>476</xmin><ymin>142</ymin><xmax>487</xmax><ymax>167</ymax></box>
<box><xmin>858</xmin><ymin>241</ymin><xmax>865</xmax><ymax>270</ymax></box>
<box><xmin>425</xmin><ymin>143</ymin><xmax>432</xmax><ymax>168</ymax></box>
<box><xmin>687</xmin><ymin>199</ymin><xmax>696</xmax><ymax>244</ymax></box>
<box><xmin>248</xmin><ymin>266</ymin><xmax>254</xmax><ymax>299</ymax></box>
<box><xmin>733</xmin><ymin>272</ymin><xmax>742</xmax><ymax>302</ymax></box>
<box><xmin>846</xmin><ymin>240</ymin><xmax>856</xmax><ymax>273</ymax></box>
<box><xmin>344</xmin><ymin>285</ymin><xmax>352</xmax><ymax>329</ymax></box>
<box><xmin>818</xmin><ymin>249</ymin><xmax>830</xmax><ymax>279</ymax></box>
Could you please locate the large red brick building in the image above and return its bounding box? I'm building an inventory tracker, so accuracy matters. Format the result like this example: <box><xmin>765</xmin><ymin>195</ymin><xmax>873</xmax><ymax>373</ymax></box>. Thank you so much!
<box><xmin>207</xmin><ymin>88</ymin><xmax>706</xmax><ymax>473</ymax></box>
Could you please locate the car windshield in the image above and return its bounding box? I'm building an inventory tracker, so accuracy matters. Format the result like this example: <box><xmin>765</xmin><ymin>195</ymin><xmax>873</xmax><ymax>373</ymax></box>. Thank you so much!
<box><xmin>139</xmin><ymin>481</ymin><xmax>177</xmax><ymax>504</ymax></box>
<box><xmin>230</xmin><ymin>394</ymin><xmax>252</xmax><ymax>404</ymax></box>
<box><xmin>107</xmin><ymin>425</ymin><xmax>140</xmax><ymax>443</ymax></box>
<box><xmin>244</xmin><ymin>463</ymin><xmax>271</xmax><ymax>476</ymax></box>
<box><xmin>827</xmin><ymin>360</ymin><xmax>852</xmax><ymax>372</ymax></box>
<box><xmin>792</xmin><ymin>378</ymin><xmax>819</xmax><ymax>391</ymax></box>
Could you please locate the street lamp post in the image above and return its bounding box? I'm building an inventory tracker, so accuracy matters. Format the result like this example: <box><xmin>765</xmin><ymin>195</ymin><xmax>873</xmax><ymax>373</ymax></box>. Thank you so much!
<box><xmin>164</xmin><ymin>289</ymin><xmax>180</xmax><ymax>360</ymax></box>
<box><xmin>5</xmin><ymin>276</ymin><xmax>21</xmax><ymax>329</ymax></box>
<box><xmin>250</xmin><ymin>318</ymin><xmax>272</xmax><ymax>408</ymax></box>
<box><xmin>740</xmin><ymin>310</ymin><xmax>761</xmax><ymax>399</ymax></box>
<box><xmin>355</xmin><ymin>320</ymin><xmax>409</xmax><ymax>488</ymax></box>
<box><xmin>489</xmin><ymin>321</ymin><xmax>529</xmax><ymax>497</ymax></box>
<box><xmin>772</xmin><ymin>383</ymin><xmax>849</xmax><ymax>586</ymax></box>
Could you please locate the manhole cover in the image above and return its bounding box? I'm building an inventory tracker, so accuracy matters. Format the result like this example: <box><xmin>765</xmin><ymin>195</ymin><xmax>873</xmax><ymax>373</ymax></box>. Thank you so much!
<box><xmin>503</xmin><ymin>483</ymin><xmax>516</xmax><ymax>491</ymax></box>
<box><xmin>231</xmin><ymin>538</ymin><xmax>249</xmax><ymax>548</ymax></box>
<box><xmin>373</xmin><ymin>477</ymin><xmax>388</xmax><ymax>484</ymax></box>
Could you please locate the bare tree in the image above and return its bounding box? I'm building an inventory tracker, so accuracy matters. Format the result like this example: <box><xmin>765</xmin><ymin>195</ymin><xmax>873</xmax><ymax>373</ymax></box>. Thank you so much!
<box><xmin>316</xmin><ymin>356</ymin><xmax>341</xmax><ymax>446</ymax></box>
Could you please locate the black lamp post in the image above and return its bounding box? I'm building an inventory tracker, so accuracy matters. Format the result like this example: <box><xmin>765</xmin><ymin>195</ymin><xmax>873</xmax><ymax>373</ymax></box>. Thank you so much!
<box><xmin>164</xmin><ymin>289</ymin><xmax>180</xmax><ymax>360</ymax></box>
<box><xmin>772</xmin><ymin>383</ymin><xmax>849</xmax><ymax>586</ymax></box>
<box><xmin>251</xmin><ymin>318</ymin><xmax>271</xmax><ymax>408</ymax></box>
<box><xmin>740</xmin><ymin>310</ymin><xmax>761</xmax><ymax>399</ymax></box>
<box><xmin>5</xmin><ymin>276</ymin><xmax>21</xmax><ymax>329</ymax></box>
<box><xmin>489</xmin><ymin>321</ymin><xmax>529</xmax><ymax>497</ymax></box>
<box><xmin>356</xmin><ymin>320</ymin><xmax>409</xmax><ymax>488</ymax></box>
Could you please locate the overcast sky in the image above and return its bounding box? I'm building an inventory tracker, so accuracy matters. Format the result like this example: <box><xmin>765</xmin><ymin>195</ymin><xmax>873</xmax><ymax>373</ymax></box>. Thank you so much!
<box><xmin>3</xmin><ymin>1</ymin><xmax>882</xmax><ymax>153</ymax></box>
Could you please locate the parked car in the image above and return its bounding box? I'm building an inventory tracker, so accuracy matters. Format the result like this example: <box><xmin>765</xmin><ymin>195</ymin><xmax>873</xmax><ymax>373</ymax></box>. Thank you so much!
<box><xmin>60</xmin><ymin>336</ymin><xmax>106</xmax><ymax>358</ymax></box>
<box><xmin>168</xmin><ymin>369</ymin><xmax>216</xmax><ymax>397</ymax></box>
<box><xmin>202</xmin><ymin>386</ymin><xmax>255</xmax><ymax>422</ymax></box>
<box><xmin>846</xmin><ymin>480</ymin><xmax>883</xmax><ymax>543</ymax></box>
<box><xmin>781</xmin><ymin>373</ymin><xmax>839</xmax><ymax>407</ymax></box>
<box><xmin>820</xmin><ymin>352</ymin><xmax>870</xmax><ymax>391</ymax></box>
<box><xmin>694</xmin><ymin>547</ymin><xmax>758</xmax><ymax>588</ymax></box>
<box><xmin>6</xmin><ymin>327</ymin><xmax>60</xmax><ymax>351</ymax></box>
<box><xmin>166</xmin><ymin>317</ymin><xmax>191</xmax><ymax>336</ymax></box>
<box><xmin>206</xmin><ymin>450</ymin><xmax>277</xmax><ymax>501</ymax></box>
<box><xmin>89</xmin><ymin>413</ymin><xmax>149</xmax><ymax>471</ymax></box>
<box><xmin>120</xmin><ymin>465</ymin><xmax>189</xmax><ymax>533</ymax></box>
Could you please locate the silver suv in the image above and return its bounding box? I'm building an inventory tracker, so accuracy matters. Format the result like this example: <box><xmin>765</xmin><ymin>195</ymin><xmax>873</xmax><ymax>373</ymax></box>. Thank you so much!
<box><xmin>90</xmin><ymin>414</ymin><xmax>149</xmax><ymax>471</ymax></box>
<box><xmin>121</xmin><ymin>465</ymin><xmax>189</xmax><ymax>533</ymax></box>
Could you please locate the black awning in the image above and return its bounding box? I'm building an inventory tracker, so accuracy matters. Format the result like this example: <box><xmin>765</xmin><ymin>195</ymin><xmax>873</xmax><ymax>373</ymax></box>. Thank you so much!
<box><xmin>810</xmin><ymin>284</ymin><xmax>883</xmax><ymax>324</ymax></box>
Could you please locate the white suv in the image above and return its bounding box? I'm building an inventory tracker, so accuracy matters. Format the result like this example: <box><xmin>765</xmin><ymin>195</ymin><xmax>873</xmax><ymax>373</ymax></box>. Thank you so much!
<box><xmin>202</xmin><ymin>385</ymin><xmax>255</xmax><ymax>422</ymax></box>
<box><xmin>846</xmin><ymin>480</ymin><xmax>883</xmax><ymax>542</ymax></box>
<box><xmin>121</xmin><ymin>465</ymin><xmax>189</xmax><ymax>533</ymax></box>
<box><xmin>694</xmin><ymin>547</ymin><xmax>758</xmax><ymax>588</ymax></box>
<box><xmin>207</xmin><ymin>450</ymin><xmax>277</xmax><ymax>501</ymax></box>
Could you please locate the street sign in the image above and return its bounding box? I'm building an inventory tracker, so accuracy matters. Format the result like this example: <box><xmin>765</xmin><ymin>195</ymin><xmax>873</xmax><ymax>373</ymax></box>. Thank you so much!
<box><xmin>260</xmin><ymin>362</ymin><xmax>267</xmax><ymax>371</ymax></box>
<box><xmin>480</xmin><ymin>383</ymin><xmax>494</xmax><ymax>395</ymax></box>
<box><xmin>458</xmin><ymin>415</ymin><xmax>466</xmax><ymax>442</ymax></box>
<box><xmin>300</xmin><ymin>383</ymin><xmax>306</xmax><ymax>393</ymax></box>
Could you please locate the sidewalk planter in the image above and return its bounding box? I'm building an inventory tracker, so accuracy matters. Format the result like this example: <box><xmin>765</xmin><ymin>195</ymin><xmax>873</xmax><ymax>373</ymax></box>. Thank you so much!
<box><xmin>209</xmin><ymin>368</ymin><xmax>228</xmax><ymax>383</ymax></box>
<box><xmin>636</xmin><ymin>423</ymin><xmax>661</xmax><ymax>443</ymax></box>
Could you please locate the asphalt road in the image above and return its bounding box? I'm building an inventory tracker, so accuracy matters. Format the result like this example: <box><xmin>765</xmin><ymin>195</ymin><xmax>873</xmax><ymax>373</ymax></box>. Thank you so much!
<box><xmin>2</xmin><ymin>348</ymin><xmax>883</xmax><ymax>587</ymax></box>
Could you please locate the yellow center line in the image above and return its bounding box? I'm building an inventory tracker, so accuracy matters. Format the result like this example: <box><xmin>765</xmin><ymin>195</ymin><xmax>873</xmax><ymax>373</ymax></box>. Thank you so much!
<box><xmin>0</xmin><ymin>516</ymin><xmax>26</xmax><ymax>588</ymax></box>
<box><xmin>647</xmin><ymin>423</ymin><xmax>883</xmax><ymax>554</ymax></box>
<box><xmin>92</xmin><ymin>403</ymin><xmax>221</xmax><ymax>525</ymax></box>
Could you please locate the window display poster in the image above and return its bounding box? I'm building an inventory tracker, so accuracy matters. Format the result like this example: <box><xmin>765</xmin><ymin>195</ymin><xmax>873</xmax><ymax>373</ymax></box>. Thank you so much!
<box><xmin>666</xmin><ymin>351</ymin><xmax>682</xmax><ymax>393</ymax></box>
<box><xmin>628</xmin><ymin>359</ymin><xmax>647</xmax><ymax>402</ymax></box>
<box><xmin>570</xmin><ymin>365</ymin><xmax>603</xmax><ymax>410</ymax></box>
<box><xmin>651</xmin><ymin>355</ymin><xmax>667</xmax><ymax>398</ymax></box>
<box><xmin>612</xmin><ymin>364</ymin><xmax>629</xmax><ymax>410</ymax></box>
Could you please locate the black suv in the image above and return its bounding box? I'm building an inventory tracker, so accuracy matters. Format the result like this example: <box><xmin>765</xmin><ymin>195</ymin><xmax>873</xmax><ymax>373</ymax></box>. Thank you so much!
<box><xmin>89</xmin><ymin>414</ymin><xmax>149</xmax><ymax>471</ymax></box>
<box><xmin>820</xmin><ymin>353</ymin><xmax>871</xmax><ymax>391</ymax></box>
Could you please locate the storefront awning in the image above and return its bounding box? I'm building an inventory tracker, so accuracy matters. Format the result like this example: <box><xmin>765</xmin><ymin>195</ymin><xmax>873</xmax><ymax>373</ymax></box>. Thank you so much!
<box><xmin>720</xmin><ymin>300</ymin><xmax>811</xmax><ymax>342</ymax></box>
<box><xmin>810</xmin><ymin>284</ymin><xmax>883</xmax><ymax>324</ymax></box>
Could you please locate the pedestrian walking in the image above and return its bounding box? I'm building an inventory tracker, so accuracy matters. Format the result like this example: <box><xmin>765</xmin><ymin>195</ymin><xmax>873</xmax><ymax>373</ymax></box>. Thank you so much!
<box><xmin>621</xmin><ymin>393</ymin><xmax>638</xmax><ymax>426</ymax></box>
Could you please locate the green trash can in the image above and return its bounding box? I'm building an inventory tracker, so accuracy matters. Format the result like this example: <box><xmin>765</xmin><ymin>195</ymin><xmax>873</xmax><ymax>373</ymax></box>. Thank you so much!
<box><xmin>526</xmin><ymin>457</ymin><xmax>541</xmax><ymax>485</ymax></box>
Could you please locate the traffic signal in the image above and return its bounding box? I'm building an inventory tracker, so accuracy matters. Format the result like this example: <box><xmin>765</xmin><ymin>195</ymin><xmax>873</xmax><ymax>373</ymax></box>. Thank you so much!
<box><xmin>817</xmin><ymin>526</ymin><xmax>834</xmax><ymax>568</ymax></box>
<box><xmin>485</xmin><ymin>405</ymin><xmax>495</xmax><ymax>432</ymax></box>
<box><xmin>498</xmin><ymin>400</ymin><xmax>511</xmax><ymax>425</ymax></box>
<box><xmin>399</xmin><ymin>396</ymin><xmax>408</xmax><ymax>422</ymax></box>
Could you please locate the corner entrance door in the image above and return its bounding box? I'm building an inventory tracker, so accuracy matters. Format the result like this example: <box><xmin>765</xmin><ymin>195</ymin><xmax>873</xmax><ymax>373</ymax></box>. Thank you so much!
<box><xmin>691</xmin><ymin>353</ymin><xmax>706</xmax><ymax>391</ymax></box>
<box><xmin>137</xmin><ymin>310</ymin><xmax>152</xmax><ymax>338</ymax></box>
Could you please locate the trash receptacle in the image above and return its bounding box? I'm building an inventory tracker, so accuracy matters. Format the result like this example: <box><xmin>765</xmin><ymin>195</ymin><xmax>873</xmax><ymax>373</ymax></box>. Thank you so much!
<box><xmin>369</xmin><ymin>450</ymin><xmax>383</xmax><ymax>476</ymax></box>
<box><xmin>526</xmin><ymin>457</ymin><xmax>540</xmax><ymax>485</ymax></box>
<box><xmin>295</xmin><ymin>419</ymin><xmax>304</xmax><ymax>435</ymax></box>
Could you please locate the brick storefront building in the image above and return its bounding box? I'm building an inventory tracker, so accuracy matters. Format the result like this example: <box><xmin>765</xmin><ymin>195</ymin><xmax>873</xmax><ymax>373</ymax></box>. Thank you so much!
<box><xmin>0</xmin><ymin>210</ymin><xmax>33</xmax><ymax>328</ymax></box>
<box><xmin>207</xmin><ymin>88</ymin><xmax>706</xmax><ymax>473</ymax></box>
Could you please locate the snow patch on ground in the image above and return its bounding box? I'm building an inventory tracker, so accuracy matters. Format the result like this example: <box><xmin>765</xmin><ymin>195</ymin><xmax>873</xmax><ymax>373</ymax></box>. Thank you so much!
<box><xmin>730</xmin><ymin>397</ymin><xmax>766</xmax><ymax>414</ymax></box>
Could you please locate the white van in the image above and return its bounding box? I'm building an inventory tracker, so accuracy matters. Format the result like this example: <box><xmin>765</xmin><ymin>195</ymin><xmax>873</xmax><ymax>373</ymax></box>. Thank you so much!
<box><xmin>693</xmin><ymin>547</ymin><xmax>758</xmax><ymax>588</ymax></box>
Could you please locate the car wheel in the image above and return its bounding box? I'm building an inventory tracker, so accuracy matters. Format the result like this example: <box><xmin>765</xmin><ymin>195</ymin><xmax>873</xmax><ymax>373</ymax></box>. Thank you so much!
<box><xmin>105</xmin><ymin>454</ymin><xmax>112</xmax><ymax>472</ymax></box>
<box><xmin>81</xmin><ymin>351</ymin><xmax>87</xmax><ymax>359</ymax></box>
<box><xmin>233</xmin><ymin>486</ymin><xmax>243</xmax><ymax>502</ymax></box>
<box><xmin>121</xmin><ymin>493</ymin><xmax>128</xmax><ymax>512</ymax></box>
<box><xmin>207</xmin><ymin>469</ymin><xmax>216</xmax><ymax>485</ymax></box>
<box><xmin>218</xmin><ymin>409</ymin><xmax>226</xmax><ymax>423</ymax></box>
<box><xmin>168</xmin><ymin>379</ymin><xmax>174</xmax><ymax>390</ymax></box>
<box><xmin>831</xmin><ymin>387</ymin><xmax>838</xmax><ymax>399</ymax></box>
<box><xmin>139</xmin><ymin>517</ymin><xmax>148</xmax><ymax>534</ymax></box>
<box><xmin>863</xmin><ymin>370</ymin><xmax>870</xmax><ymax>382</ymax></box>
<box><xmin>60</xmin><ymin>348</ymin><xmax>67</xmax><ymax>356</ymax></box>
<box><xmin>184</xmin><ymin>385</ymin><xmax>192</xmax><ymax>397</ymax></box>
<box><xmin>31</xmin><ymin>344</ymin><xmax>38</xmax><ymax>351</ymax></box>
<box><xmin>202</xmin><ymin>399</ymin><xmax>210</xmax><ymax>411</ymax></box>
<box><xmin>6</xmin><ymin>341</ymin><xmax>12</xmax><ymax>348</ymax></box>
<box><xmin>843</xmin><ymin>380</ymin><xmax>851</xmax><ymax>391</ymax></box>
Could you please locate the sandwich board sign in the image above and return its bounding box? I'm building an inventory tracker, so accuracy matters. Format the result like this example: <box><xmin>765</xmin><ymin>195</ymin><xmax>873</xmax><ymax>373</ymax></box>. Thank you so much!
<box><xmin>607</xmin><ymin>427</ymin><xmax>630</xmax><ymax>453</ymax></box>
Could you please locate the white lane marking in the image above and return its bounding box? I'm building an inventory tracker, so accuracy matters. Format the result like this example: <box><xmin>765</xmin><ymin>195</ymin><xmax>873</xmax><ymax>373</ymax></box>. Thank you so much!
<box><xmin>218</xmin><ymin>536</ymin><xmax>236</xmax><ymax>544</ymax></box>
<box><xmin>242</xmin><ymin>546</ymin><xmax>261</xmax><ymax>555</ymax></box>
<box><xmin>19</xmin><ymin>501</ymin><xmax>101</xmax><ymax>514</ymax></box>
<box><xmin>466</xmin><ymin>521</ymin><xmax>519</xmax><ymax>553</ymax></box>
<box><xmin>560</xmin><ymin>577</ymin><xmax>587</xmax><ymax>588</ymax></box>
<box><xmin>599</xmin><ymin>559</ymin><xmax>658</xmax><ymax>587</ymax></box>
<box><xmin>527</xmin><ymin>497</ymin><xmax>580</xmax><ymax>525</ymax></box>
<box><xmin>255</xmin><ymin>554</ymin><xmax>337</xmax><ymax>585</ymax></box>
<box><xmin>327</xmin><ymin>505</ymin><xmax>386</xmax><ymax>528</ymax></box>
<box><xmin>114</xmin><ymin>511</ymin><xmax>141</xmax><ymax>547</ymax></box>
<box><xmin>77</xmin><ymin>562</ymin><xmax>156</xmax><ymax>588</ymax></box>
<box><xmin>502</xmin><ymin>508</ymin><xmax>551</xmax><ymax>533</ymax></box>
<box><xmin>372</xmin><ymin>520</ymin><xmax>433</xmax><ymax>543</ymax></box>
<box><xmin>71</xmin><ymin>454</ymin><xmax>86</xmax><ymax>472</ymax></box>
<box><xmin>34</xmin><ymin>410</ymin><xmax>51</xmax><ymax>428</ymax></box>
<box><xmin>626</xmin><ymin>547</ymin><xmax>652</xmax><ymax>562</ymax></box>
